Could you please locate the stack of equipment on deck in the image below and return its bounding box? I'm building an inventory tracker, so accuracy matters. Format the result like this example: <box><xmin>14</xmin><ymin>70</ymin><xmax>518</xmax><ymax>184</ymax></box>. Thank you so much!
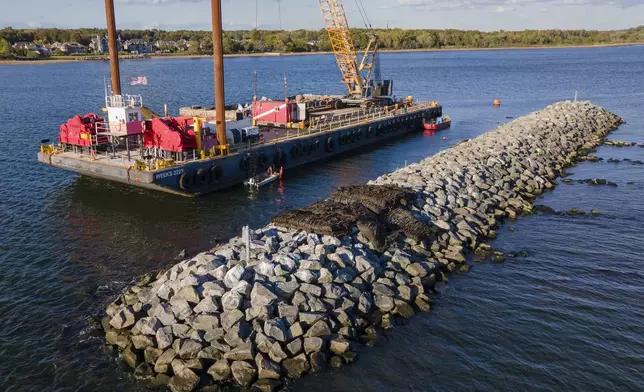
<box><xmin>142</xmin><ymin>117</ymin><xmax>201</xmax><ymax>153</ymax></box>
<box><xmin>59</xmin><ymin>113</ymin><xmax>105</xmax><ymax>147</ymax></box>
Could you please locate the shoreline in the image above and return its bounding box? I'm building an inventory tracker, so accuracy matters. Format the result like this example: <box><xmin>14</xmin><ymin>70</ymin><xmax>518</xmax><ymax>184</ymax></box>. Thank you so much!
<box><xmin>0</xmin><ymin>42</ymin><xmax>639</xmax><ymax>65</ymax></box>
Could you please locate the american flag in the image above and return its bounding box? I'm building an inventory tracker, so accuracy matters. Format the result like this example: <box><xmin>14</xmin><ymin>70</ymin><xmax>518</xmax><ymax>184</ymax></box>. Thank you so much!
<box><xmin>130</xmin><ymin>76</ymin><xmax>148</xmax><ymax>86</ymax></box>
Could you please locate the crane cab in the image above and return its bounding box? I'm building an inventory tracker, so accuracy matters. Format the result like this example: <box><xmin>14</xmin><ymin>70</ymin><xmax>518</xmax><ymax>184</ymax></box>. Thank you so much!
<box><xmin>364</xmin><ymin>79</ymin><xmax>393</xmax><ymax>99</ymax></box>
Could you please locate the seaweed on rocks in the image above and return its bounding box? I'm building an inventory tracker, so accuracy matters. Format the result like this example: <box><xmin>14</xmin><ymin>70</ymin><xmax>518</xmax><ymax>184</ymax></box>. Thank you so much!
<box><xmin>271</xmin><ymin>200</ymin><xmax>373</xmax><ymax>236</ymax></box>
<box><xmin>356</xmin><ymin>217</ymin><xmax>388</xmax><ymax>253</ymax></box>
<box><xmin>331</xmin><ymin>185</ymin><xmax>415</xmax><ymax>214</ymax></box>
<box><xmin>384</xmin><ymin>208</ymin><xmax>436</xmax><ymax>244</ymax></box>
<box><xmin>273</xmin><ymin>184</ymin><xmax>425</xmax><ymax>251</ymax></box>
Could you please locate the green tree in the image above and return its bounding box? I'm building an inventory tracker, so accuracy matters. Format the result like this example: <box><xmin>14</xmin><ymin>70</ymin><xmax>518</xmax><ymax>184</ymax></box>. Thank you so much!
<box><xmin>250</xmin><ymin>29</ymin><xmax>261</xmax><ymax>42</ymax></box>
<box><xmin>188</xmin><ymin>39</ymin><xmax>200</xmax><ymax>54</ymax></box>
<box><xmin>222</xmin><ymin>36</ymin><xmax>234</xmax><ymax>54</ymax></box>
<box><xmin>0</xmin><ymin>26</ymin><xmax>642</xmax><ymax>57</ymax></box>
<box><xmin>0</xmin><ymin>38</ymin><xmax>11</xmax><ymax>55</ymax></box>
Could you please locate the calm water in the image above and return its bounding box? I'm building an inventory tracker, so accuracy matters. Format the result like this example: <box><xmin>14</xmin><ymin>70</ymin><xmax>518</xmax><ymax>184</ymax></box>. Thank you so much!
<box><xmin>1</xmin><ymin>46</ymin><xmax>643</xmax><ymax>392</ymax></box>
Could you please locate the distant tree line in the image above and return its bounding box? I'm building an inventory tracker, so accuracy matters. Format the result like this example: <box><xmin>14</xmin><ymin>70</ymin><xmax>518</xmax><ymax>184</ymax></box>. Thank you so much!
<box><xmin>1</xmin><ymin>26</ymin><xmax>643</xmax><ymax>59</ymax></box>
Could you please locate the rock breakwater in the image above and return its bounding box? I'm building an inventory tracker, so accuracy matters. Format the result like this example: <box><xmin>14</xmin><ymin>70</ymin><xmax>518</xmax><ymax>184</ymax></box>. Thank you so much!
<box><xmin>102</xmin><ymin>101</ymin><xmax>622</xmax><ymax>391</ymax></box>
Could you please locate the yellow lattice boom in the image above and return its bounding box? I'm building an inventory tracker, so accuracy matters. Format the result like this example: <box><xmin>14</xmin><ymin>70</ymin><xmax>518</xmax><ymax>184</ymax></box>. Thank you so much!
<box><xmin>318</xmin><ymin>0</ymin><xmax>363</xmax><ymax>97</ymax></box>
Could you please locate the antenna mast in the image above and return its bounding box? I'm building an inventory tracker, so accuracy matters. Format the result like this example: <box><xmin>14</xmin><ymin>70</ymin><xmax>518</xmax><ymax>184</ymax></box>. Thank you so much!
<box><xmin>254</xmin><ymin>70</ymin><xmax>258</xmax><ymax>101</ymax></box>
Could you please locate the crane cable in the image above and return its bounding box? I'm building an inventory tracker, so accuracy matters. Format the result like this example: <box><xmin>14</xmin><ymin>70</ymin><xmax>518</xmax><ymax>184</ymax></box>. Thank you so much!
<box><xmin>277</xmin><ymin>0</ymin><xmax>282</xmax><ymax>30</ymax></box>
<box><xmin>354</xmin><ymin>0</ymin><xmax>369</xmax><ymax>29</ymax></box>
<box><xmin>354</xmin><ymin>0</ymin><xmax>373</xmax><ymax>30</ymax></box>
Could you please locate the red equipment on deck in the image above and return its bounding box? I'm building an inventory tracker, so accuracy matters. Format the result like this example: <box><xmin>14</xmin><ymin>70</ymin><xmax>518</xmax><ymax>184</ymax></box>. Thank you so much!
<box><xmin>59</xmin><ymin>113</ymin><xmax>105</xmax><ymax>147</ymax></box>
<box><xmin>253</xmin><ymin>101</ymin><xmax>293</xmax><ymax>124</ymax></box>
<box><xmin>252</xmin><ymin>100</ymin><xmax>307</xmax><ymax>125</ymax></box>
<box><xmin>142</xmin><ymin>117</ymin><xmax>199</xmax><ymax>153</ymax></box>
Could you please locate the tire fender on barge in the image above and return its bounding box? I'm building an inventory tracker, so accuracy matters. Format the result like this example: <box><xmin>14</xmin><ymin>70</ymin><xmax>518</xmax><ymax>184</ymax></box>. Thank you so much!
<box><xmin>196</xmin><ymin>167</ymin><xmax>211</xmax><ymax>186</ymax></box>
<box><xmin>179</xmin><ymin>172</ymin><xmax>196</xmax><ymax>191</ymax></box>
<box><xmin>326</xmin><ymin>137</ymin><xmax>336</xmax><ymax>152</ymax></box>
<box><xmin>274</xmin><ymin>151</ymin><xmax>287</xmax><ymax>167</ymax></box>
<box><xmin>301</xmin><ymin>142</ymin><xmax>310</xmax><ymax>156</ymax></box>
<box><xmin>258</xmin><ymin>153</ymin><xmax>269</xmax><ymax>169</ymax></box>
<box><xmin>210</xmin><ymin>165</ymin><xmax>223</xmax><ymax>183</ymax></box>
<box><xmin>291</xmin><ymin>144</ymin><xmax>302</xmax><ymax>159</ymax></box>
<box><xmin>239</xmin><ymin>156</ymin><xmax>249</xmax><ymax>172</ymax></box>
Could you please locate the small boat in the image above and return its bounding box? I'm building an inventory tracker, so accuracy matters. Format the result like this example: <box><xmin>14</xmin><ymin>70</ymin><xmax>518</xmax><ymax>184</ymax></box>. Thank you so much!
<box><xmin>244</xmin><ymin>167</ymin><xmax>283</xmax><ymax>189</ymax></box>
<box><xmin>423</xmin><ymin>115</ymin><xmax>451</xmax><ymax>131</ymax></box>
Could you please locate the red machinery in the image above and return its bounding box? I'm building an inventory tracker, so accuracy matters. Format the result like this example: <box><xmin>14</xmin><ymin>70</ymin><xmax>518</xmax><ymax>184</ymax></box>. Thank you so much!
<box><xmin>59</xmin><ymin>113</ymin><xmax>105</xmax><ymax>147</ymax></box>
<box><xmin>252</xmin><ymin>101</ymin><xmax>301</xmax><ymax>125</ymax></box>
<box><xmin>142</xmin><ymin>117</ymin><xmax>199</xmax><ymax>153</ymax></box>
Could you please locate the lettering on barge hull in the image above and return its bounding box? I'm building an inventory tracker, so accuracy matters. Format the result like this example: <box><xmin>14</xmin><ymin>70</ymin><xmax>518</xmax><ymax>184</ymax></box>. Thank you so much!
<box><xmin>155</xmin><ymin>168</ymin><xmax>184</xmax><ymax>181</ymax></box>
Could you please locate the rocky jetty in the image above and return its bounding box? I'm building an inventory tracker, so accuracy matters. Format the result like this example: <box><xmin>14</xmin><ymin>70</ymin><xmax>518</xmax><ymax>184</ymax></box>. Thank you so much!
<box><xmin>102</xmin><ymin>101</ymin><xmax>622</xmax><ymax>391</ymax></box>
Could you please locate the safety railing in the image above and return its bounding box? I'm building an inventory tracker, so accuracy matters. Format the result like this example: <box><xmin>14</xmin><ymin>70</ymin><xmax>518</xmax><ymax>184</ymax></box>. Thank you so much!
<box><xmin>105</xmin><ymin>94</ymin><xmax>143</xmax><ymax>108</ymax></box>
<box><xmin>89</xmin><ymin>122</ymin><xmax>110</xmax><ymax>147</ymax></box>
<box><xmin>265</xmin><ymin>101</ymin><xmax>439</xmax><ymax>144</ymax></box>
<box><xmin>312</xmin><ymin>101</ymin><xmax>435</xmax><ymax>132</ymax></box>
<box><xmin>86</xmin><ymin>137</ymin><xmax>145</xmax><ymax>164</ymax></box>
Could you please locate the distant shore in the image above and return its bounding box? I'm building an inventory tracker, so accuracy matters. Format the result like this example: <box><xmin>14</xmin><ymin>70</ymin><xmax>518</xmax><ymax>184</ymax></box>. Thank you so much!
<box><xmin>0</xmin><ymin>42</ymin><xmax>639</xmax><ymax>65</ymax></box>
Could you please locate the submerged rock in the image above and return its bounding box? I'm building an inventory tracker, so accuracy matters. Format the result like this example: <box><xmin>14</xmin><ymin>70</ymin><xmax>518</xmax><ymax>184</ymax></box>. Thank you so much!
<box><xmin>490</xmin><ymin>254</ymin><xmax>505</xmax><ymax>263</ymax></box>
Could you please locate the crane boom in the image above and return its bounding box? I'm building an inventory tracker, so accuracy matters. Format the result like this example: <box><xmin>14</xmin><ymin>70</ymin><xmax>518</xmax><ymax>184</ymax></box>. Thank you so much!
<box><xmin>318</xmin><ymin>0</ymin><xmax>392</xmax><ymax>101</ymax></box>
<box><xmin>318</xmin><ymin>0</ymin><xmax>366</xmax><ymax>98</ymax></box>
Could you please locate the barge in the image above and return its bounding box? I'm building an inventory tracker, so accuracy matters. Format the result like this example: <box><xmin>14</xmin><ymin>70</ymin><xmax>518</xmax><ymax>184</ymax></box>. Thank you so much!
<box><xmin>37</xmin><ymin>0</ymin><xmax>444</xmax><ymax>196</ymax></box>
<box><xmin>38</xmin><ymin>96</ymin><xmax>442</xmax><ymax>196</ymax></box>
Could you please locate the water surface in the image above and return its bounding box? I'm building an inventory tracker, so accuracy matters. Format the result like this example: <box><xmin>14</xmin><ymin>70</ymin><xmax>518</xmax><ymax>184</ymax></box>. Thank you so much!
<box><xmin>0</xmin><ymin>46</ymin><xmax>643</xmax><ymax>391</ymax></box>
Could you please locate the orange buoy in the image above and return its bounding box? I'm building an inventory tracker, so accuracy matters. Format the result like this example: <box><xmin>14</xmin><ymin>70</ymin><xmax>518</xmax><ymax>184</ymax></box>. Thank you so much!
<box><xmin>493</xmin><ymin>99</ymin><xmax>501</xmax><ymax>106</ymax></box>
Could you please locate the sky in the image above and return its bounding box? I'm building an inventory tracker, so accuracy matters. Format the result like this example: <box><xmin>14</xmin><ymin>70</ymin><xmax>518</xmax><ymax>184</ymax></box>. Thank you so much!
<box><xmin>0</xmin><ymin>0</ymin><xmax>643</xmax><ymax>31</ymax></box>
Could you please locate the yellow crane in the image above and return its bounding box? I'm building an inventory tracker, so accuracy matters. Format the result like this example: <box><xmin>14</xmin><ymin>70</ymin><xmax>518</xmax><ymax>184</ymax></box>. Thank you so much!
<box><xmin>318</xmin><ymin>0</ymin><xmax>389</xmax><ymax>100</ymax></box>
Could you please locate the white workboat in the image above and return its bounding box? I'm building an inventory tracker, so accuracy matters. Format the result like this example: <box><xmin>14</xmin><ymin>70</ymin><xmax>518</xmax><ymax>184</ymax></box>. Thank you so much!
<box><xmin>244</xmin><ymin>167</ymin><xmax>283</xmax><ymax>189</ymax></box>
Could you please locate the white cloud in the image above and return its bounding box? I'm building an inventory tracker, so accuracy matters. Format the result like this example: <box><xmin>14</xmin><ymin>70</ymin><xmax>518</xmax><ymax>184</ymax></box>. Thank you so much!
<box><xmin>395</xmin><ymin>0</ymin><xmax>644</xmax><ymax>9</ymax></box>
